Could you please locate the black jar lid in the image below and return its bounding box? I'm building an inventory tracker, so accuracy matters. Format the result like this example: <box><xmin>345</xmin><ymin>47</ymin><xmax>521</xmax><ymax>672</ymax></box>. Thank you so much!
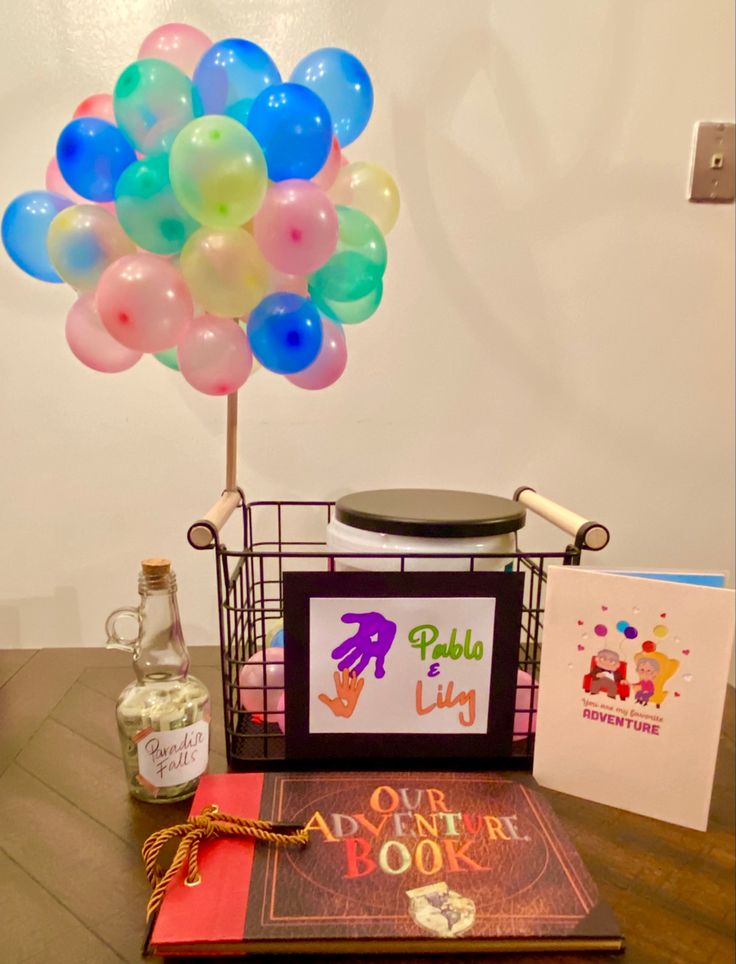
<box><xmin>334</xmin><ymin>489</ymin><xmax>526</xmax><ymax>539</ymax></box>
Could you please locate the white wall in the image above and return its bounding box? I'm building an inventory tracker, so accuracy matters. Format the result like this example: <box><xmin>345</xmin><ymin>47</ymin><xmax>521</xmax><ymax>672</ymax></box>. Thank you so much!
<box><xmin>0</xmin><ymin>2</ymin><xmax>733</xmax><ymax>675</ymax></box>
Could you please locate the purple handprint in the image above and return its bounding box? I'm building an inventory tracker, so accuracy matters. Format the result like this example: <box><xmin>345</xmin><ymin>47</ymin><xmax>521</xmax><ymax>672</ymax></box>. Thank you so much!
<box><xmin>331</xmin><ymin>611</ymin><xmax>397</xmax><ymax>679</ymax></box>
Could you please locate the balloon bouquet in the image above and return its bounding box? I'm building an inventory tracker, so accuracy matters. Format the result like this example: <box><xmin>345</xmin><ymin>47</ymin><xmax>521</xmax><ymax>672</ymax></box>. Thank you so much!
<box><xmin>2</xmin><ymin>24</ymin><xmax>399</xmax><ymax>394</ymax></box>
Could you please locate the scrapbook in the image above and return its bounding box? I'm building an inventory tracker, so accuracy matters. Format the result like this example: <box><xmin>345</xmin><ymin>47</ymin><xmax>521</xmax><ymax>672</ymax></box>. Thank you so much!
<box><xmin>147</xmin><ymin>770</ymin><xmax>623</xmax><ymax>956</ymax></box>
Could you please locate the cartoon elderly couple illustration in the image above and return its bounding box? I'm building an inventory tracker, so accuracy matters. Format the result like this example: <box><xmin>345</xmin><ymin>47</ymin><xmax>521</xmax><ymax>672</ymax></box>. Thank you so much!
<box><xmin>589</xmin><ymin>649</ymin><xmax>661</xmax><ymax>705</ymax></box>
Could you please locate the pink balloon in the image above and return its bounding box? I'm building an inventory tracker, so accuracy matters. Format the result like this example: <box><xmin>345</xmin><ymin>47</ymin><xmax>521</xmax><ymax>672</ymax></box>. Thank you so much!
<box><xmin>238</xmin><ymin>647</ymin><xmax>284</xmax><ymax>717</ymax></box>
<box><xmin>267</xmin><ymin>267</ymin><xmax>308</xmax><ymax>296</ymax></box>
<box><xmin>138</xmin><ymin>23</ymin><xmax>213</xmax><ymax>76</ymax></box>
<box><xmin>65</xmin><ymin>293</ymin><xmax>142</xmax><ymax>373</ymax></box>
<box><xmin>286</xmin><ymin>317</ymin><xmax>347</xmax><ymax>390</ymax></box>
<box><xmin>73</xmin><ymin>93</ymin><xmax>115</xmax><ymax>124</ymax></box>
<box><xmin>45</xmin><ymin>158</ymin><xmax>115</xmax><ymax>214</ymax></box>
<box><xmin>312</xmin><ymin>136</ymin><xmax>342</xmax><ymax>191</ymax></box>
<box><xmin>178</xmin><ymin>314</ymin><xmax>253</xmax><ymax>396</ymax></box>
<box><xmin>276</xmin><ymin>691</ymin><xmax>286</xmax><ymax>733</ymax></box>
<box><xmin>96</xmin><ymin>254</ymin><xmax>193</xmax><ymax>353</ymax></box>
<box><xmin>513</xmin><ymin>669</ymin><xmax>538</xmax><ymax>741</ymax></box>
<box><xmin>254</xmin><ymin>180</ymin><xmax>338</xmax><ymax>276</ymax></box>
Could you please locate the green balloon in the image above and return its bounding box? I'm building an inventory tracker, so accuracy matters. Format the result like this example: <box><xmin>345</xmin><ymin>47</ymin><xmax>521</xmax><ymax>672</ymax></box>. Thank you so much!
<box><xmin>309</xmin><ymin>280</ymin><xmax>383</xmax><ymax>325</ymax></box>
<box><xmin>308</xmin><ymin>205</ymin><xmax>387</xmax><ymax>302</ymax></box>
<box><xmin>153</xmin><ymin>347</ymin><xmax>180</xmax><ymax>371</ymax></box>
<box><xmin>114</xmin><ymin>58</ymin><xmax>196</xmax><ymax>155</ymax></box>
<box><xmin>169</xmin><ymin>115</ymin><xmax>267</xmax><ymax>229</ymax></box>
<box><xmin>115</xmin><ymin>155</ymin><xmax>198</xmax><ymax>254</ymax></box>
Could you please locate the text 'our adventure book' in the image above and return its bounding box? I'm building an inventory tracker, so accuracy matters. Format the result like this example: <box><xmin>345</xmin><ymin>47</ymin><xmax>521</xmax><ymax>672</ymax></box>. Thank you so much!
<box><xmin>146</xmin><ymin>771</ymin><xmax>623</xmax><ymax>956</ymax></box>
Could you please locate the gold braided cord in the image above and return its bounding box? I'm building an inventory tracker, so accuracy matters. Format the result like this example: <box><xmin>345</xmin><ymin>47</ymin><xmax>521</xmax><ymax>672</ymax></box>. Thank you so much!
<box><xmin>142</xmin><ymin>803</ymin><xmax>308</xmax><ymax>920</ymax></box>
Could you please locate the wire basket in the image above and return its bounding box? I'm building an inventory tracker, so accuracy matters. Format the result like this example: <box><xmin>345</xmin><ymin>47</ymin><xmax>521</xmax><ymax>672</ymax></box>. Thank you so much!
<box><xmin>188</xmin><ymin>489</ymin><xmax>608</xmax><ymax>771</ymax></box>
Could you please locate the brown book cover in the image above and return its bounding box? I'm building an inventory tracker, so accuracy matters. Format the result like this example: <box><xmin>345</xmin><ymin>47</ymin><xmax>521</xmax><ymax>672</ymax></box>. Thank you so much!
<box><xmin>148</xmin><ymin>771</ymin><xmax>623</xmax><ymax>956</ymax></box>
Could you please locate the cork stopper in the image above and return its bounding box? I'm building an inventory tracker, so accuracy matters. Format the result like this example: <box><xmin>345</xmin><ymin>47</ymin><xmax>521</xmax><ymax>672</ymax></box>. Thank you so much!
<box><xmin>141</xmin><ymin>558</ymin><xmax>171</xmax><ymax>575</ymax></box>
<box><xmin>139</xmin><ymin>558</ymin><xmax>175</xmax><ymax>593</ymax></box>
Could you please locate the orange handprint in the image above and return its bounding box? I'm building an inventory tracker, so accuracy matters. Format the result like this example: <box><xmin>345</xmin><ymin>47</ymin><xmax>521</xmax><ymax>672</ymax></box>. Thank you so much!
<box><xmin>318</xmin><ymin>669</ymin><xmax>365</xmax><ymax>719</ymax></box>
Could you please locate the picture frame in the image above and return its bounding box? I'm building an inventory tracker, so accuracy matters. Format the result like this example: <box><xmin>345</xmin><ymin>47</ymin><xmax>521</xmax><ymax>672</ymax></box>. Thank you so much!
<box><xmin>283</xmin><ymin>570</ymin><xmax>524</xmax><ymax>766</ymax></box>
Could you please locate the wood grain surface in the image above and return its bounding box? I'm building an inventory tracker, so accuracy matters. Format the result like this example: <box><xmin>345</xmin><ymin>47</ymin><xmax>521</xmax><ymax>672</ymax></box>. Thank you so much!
<box><xmin>0</xmin><ymin>647</ymin><xmax>733</xmax><ymax>964</ymax></box>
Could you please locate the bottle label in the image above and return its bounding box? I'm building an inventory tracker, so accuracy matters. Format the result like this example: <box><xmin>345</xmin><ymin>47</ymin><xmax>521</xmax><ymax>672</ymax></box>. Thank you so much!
<box><xmin>136</xmin><ymin>720</ymin><xmax>209</xmax><ymax>788</ymax></box>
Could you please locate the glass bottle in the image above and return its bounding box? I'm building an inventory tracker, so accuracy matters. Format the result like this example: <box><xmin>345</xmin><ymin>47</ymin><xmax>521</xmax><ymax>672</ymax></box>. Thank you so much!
<box><xmin>106</xmin><ymin>558</ymin><xmax>211</xmax><ymax>803</ymax></box>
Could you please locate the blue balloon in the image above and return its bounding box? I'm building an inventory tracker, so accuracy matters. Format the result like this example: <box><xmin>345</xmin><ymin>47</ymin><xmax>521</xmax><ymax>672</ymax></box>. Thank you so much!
<box><xmin>247</xmin><ymin>293</ymin><xmax>323</xmax><ymax>374</ymax></box>
<box><xmin>290</xmin><ymin>47</ymin><xmax>373</xmax><ymax>147</ymax></box>
<box><xmin>57</xmin><ymin>118</ymin><xmax>136</xmax><ymax>202</ymax></box>
<box><xmin>194</xmin><ymin>39</ymin><xmax>281</xmax><ymax>115</ymax></box>
<box><xmin>2</xmin><ymin>191</ymin><xmax>73</xmax><ymax>282</ymax></box>
<box><xmin>270</xmin><ymin>628</ymin><xmax>285</xmax><ymax>648</ymax></box>
<box><xmin>247</xmin><ymin>83</ymin><xmax>332</xmax><ymax>181</ymax></box>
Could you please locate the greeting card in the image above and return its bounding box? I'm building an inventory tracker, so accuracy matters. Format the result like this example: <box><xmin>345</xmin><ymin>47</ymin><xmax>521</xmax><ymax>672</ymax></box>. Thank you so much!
<box><xmin>533</xmin><ymin>567</ymin><xmax>735</xmax><ymax>830</ymax></box>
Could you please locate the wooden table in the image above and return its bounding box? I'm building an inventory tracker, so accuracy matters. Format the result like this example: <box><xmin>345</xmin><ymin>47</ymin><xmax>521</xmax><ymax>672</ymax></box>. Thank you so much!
<box><xmin>0</xmin><ymin>648</ymin><xmax>733</xmax><ymax>964</ymax></box>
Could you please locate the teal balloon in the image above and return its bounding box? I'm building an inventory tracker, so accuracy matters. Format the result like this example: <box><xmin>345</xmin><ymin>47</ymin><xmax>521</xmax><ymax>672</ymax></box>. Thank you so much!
<box><xmin>115</xmin><ymin>154</ymin><xmax>198</xmax><ymax>254</ymax></box>
<box><xmin>154</xmin><ymin>347</ymin><xmax>180</xmax><ymax>371</ymax></box>
<box><xmin>308</xmin><ymin>205</ymin><xmax>386</xmax><ymax>302</ymax></box>
<box><xmin>225</xmin><ymin>97</ymin><xmax>254</xmax><ymax>127</ymax></box>
<box><xmin>114</xmin><ymin>58</ymin><xmax>196</xmax><ymax>155</ymax></box>
<box><xmin>309</xmin><ymin>280</ymin><xmax>382</xmax><ymax>325</ymax></box>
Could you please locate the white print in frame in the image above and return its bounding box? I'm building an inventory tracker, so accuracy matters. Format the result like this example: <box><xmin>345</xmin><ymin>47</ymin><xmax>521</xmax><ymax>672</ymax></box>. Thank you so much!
<box><xmin>308</xmin><ymin>596</ymin><xmax>496</xmax><ymax>735</ymax></box>
<box><xmin>533</xmin><ymin>568</ymin><xmax>735</xmax><ymax>831</ymax></box>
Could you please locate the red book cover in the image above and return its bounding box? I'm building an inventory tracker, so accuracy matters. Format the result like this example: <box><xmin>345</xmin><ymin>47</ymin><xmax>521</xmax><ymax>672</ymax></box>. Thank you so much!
<box><xmin>148</xmin><ymin>772</ymin><xmax>623</xmax><ymax>956</ymax></box>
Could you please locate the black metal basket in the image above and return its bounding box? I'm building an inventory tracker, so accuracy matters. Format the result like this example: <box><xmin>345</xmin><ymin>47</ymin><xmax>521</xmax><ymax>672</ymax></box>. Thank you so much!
<box><xmin>188</xmin><ymin>490</ymin><xmax>607</xmax><ymax>772</ymax></box>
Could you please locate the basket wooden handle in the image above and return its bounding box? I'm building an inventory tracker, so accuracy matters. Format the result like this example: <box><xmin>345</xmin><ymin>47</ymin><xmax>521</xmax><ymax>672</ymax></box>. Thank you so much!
<box><xmin>189</xmin><ymin>491</ymin><xmax>241</xmax><ymax>549</ymax></box>
<box><xmin>514</xmin><ymin>487</ymin><xmax>610</xmax><ymax>551</ymax></box>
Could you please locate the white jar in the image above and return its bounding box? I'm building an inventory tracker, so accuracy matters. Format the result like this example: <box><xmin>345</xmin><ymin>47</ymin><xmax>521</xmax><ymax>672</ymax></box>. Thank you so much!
<box><xmin>326</xmin><ymin>489</ymin><xmax>525</xmax><ymax>572</ymax></box>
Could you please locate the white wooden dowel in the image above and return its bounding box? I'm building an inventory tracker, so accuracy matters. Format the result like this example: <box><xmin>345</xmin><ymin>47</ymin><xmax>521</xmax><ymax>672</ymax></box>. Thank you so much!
<box><xmin>516</xmin><ymin>488</ymin><xmax>609</xmax><ymax>550</ymax></box>
<box><xmin>225</xmin><ymin>391</ymin><xmax>238</xmax><ymax>491</ymax></box>
<box><xmin>189</xmin><ymin>390</ymin><xmax>241</xmax><ymax>548</ymax></box>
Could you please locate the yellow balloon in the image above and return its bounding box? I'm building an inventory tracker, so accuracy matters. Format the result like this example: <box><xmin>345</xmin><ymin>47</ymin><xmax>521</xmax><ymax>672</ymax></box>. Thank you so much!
<box><xmin>170</xmin><ymin>116</ymin><xmax>267</xmax><ymax>229</ymax></box>
<box><xmin>180</xmin><ymin>227</ymin><xmax>268</xmax><ymax>317</ymax></box>
<box><xmin>331</xmin><ymin>161</ymin><xmax>400</xmax><ymax>234</ymax></box>
<box><xmin>47</xmin><ymin>204</ymin><xmax>135</xmax><ymax>291</ymax></box>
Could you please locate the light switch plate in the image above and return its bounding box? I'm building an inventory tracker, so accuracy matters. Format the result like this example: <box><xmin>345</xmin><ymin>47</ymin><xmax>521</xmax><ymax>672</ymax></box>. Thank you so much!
<box><xmin>688</xmin><ymin>121</ymin><xmax>735</xmax><ymax>203</ymax></box>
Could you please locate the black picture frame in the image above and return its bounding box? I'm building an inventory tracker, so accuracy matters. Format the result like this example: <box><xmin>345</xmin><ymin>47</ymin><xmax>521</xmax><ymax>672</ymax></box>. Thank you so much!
<box><xmin>283</xmin><ymin>570</ymin><xmax>524</xmax><ymax>768</ymax></box>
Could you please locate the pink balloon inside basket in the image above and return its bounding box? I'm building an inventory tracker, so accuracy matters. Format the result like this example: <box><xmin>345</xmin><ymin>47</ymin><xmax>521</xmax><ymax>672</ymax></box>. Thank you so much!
<box><xmin>513</xmin><ymin>669</ymin><xmax>537</xmax><ymax>741</ymax></box>
<box><xmin>239</xmin><ymin>647</ymin><xmax>285</xmax><ymax>729</ymax></box>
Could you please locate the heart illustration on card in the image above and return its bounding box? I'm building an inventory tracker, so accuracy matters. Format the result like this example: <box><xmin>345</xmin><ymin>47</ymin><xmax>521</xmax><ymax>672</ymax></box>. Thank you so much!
<box><xmin>682</xmin><ymin>674</ymin><xmax>693</xmax><ymax>683</ymax></box>
<box><xmin>577</xmin><ymin>620</ymin><xmax>584</xmax><ymax>626</ymax></box>
<box><xmin>674</xmin><ymin>692</ymin><xmax>681</xmax><ymax>698</ymax></box>
<box><xmin>601</xmin><ymin>605</ymin><xmax>608</xmax><ymax>611</ymax></box>
<box><xmin>660</xmin><ymin>613</ymin><xmax>667</xmax><ymax>618</ymax></box>
<box><xmin>682</xmin><ymin>649</ymin><xmax>690</xmax><ymax>655</ymax></box>
<box><xmin>577</xmin><ymin>644</ymin><xmax>585</xmax><ymax>651</ymax></box>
